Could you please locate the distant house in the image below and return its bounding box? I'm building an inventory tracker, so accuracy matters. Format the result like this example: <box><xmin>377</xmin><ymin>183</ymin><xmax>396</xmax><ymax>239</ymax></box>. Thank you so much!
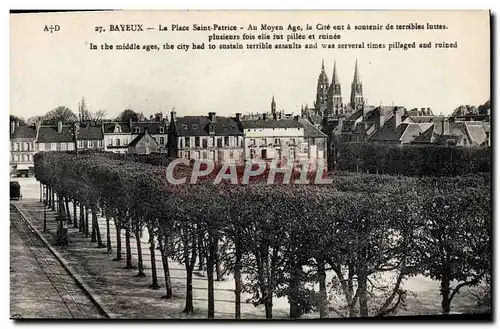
<box><xmin>128</xmin><ymin>130</ymin><xmax>160</xmax><ymax>154</ymax></box>
<box><xmin>36</xmin><ymin>121</ymin><xmax>76</xmax><ymax>152</ymax></box>
<box><xmin>168</xmin><ymin>111</ymin><xmax>245</xmax><ymax>163</ymax></box>
<box><xmin>103</xmin><ymin>122</ymin><xmax>132</xmax><ymax>154</ymax></box>
<box><xmin>103</xmin><ymin>120</ymin><xmax>168</xmax><ymax>154</ymax></box>
<box><xmin>130</xmin><ymin>121</ymin><xmax>168</xmax><ymax>153</ymax></box>
<box><xmin>10</xmin><ymin>121</ymin><xmax>37</xmax><ymax>175</ymax></box>
<box><xmin>76</xmin><ymin>123</ymin><xmax>104</xmax><ymax>150</ymax></box>
<box><xmin>412</xmin><ymin>120</ymin><xmax>490</xmax><ymax>147</ymax></box>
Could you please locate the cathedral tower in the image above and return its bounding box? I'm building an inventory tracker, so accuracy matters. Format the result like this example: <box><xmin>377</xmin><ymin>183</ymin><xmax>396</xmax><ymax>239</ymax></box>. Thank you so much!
<box><xmin>327</xmin><ymin>60</ymin><xmax>343</xmax><ymax>115</ymax></box>
<box><xmin>350</xmin><ymin>60</ymin><xmax>364</xmax><ymax>110</ymax></box>
<box><xmin>314</xmin><ymin>59</ymin><xmax>329</xmax><ymax>116</ymax></box>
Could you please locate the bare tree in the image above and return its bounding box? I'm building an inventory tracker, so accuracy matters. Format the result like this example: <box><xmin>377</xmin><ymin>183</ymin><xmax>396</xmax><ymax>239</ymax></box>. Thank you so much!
<box><xmin>78</xmin><ymin>97</ymin><xmax>108</xmax><ymax>124</ymax></box>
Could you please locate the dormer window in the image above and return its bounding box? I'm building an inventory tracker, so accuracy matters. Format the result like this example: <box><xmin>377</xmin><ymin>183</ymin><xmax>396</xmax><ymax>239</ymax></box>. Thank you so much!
<box><xmin>192</xmin><ymin>124</ymin><xmax>198</xmax><ymax>130</ymax></box>
<box><xmin>134</xmin><ymin>127</ymin><xmax>140</xmax><ymax>133</ymax></box>
<box><xmin>159</xmin><ymin>127</ymin><xmax>165</xmax><ymax>134</ymax></box>
<box><xmin>208</xmin><ymin>124</ymin><xmax>215</xmax><ymax>134</ymax></box>
<box><xmin>114</xmin><ymin>124</ymin><xmax>122</xmax><ymax>133</ymax></box>
<box><xmin>182</xmin><ymin>124</ymin><xmax>188</xmax><ymax>129</ymax></box>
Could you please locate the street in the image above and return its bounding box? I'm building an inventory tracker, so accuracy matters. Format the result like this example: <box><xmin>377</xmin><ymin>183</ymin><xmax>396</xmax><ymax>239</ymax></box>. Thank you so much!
<box><xmin>10</xmin><ymin>204</ymin><xmax>104</xmax><ymax>319</ymax></box>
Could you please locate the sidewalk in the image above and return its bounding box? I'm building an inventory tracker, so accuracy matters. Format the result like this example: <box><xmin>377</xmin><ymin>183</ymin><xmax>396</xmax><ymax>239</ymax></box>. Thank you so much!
<box><xmin>14</xmin><ymin>200</ymin><xmax>288</xmax><ymax>319</ymax></box>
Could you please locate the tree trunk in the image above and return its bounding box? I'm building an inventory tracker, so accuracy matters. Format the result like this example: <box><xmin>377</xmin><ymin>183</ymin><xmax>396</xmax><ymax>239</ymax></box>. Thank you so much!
<box><xmin>39</xmin><ymin>183</ymin><xmax>42</xmax><ymax>203</ymax></box>
<box><xmin>197</xmin><ymin>232</ymin><xmax>205</xmax><ymax>272</ymax></box>
<box><xmin>65</xmin><ymin>197</ymin><xmax>72</xmax><ymax>224</ymax></box>
<box><xmin>85</xmin><ymin>207</ymin><xmax>90</xmax><ymax>237</ymax></box>
<box><xmin>234</xmin><ymin>234</ymin><xmax>242</xmax><ymax>319</ymax></box>
<box><xmin>91</xmin><ymin>206</ymin><xmax>105</xmax><ymax>248</ymax></box>
<box><xmin>289</xmin><ymin>257</ymin><xmax>301</xmax><ymax>319</ymax></box>
<box><xmin>91</xmin><ymin>209</ymin><xmax>97</xmax><ymax>242</ymax></box>
<box><xmin>184</xmin><ymin>264</ymin><xmax>194</xmax><ymax>314</ymax></box>
<box><xmin>348</xmin><ymin>263</ymin><xmax>357</xmax><ymax>317</ymax></box>
<box><xmin>147</xmin><ymin>225</ymin><xmax>159</xmax><ymax>289</ymax></box>
<box><xmin>182</xmin><ymin>227</ymin><xmax>196</xmax><ymax>314</ymax></box>
<box><xmin>135</xmin><ymin>228</ymin><xmax>145</xmax><ymax>277</ymax></box>
<box><xmin>358</xmin><ymin>266</ymin><xmax>369</xmax><ymax>317</ymax></box>
<box><xmin>215</xmin><ymin>239</ymin><xmax>223</xmax><ymax>281</ymax></box>
<box><xmin>207</xmin><ymin>239</ymin><xmax>215</xmax><ymax>319</ymax></box>
<box><xmin>441</xmin><ymin>277</ymin><xmax>451</xmax><ymax>314</ymax></box>
<box><xmin>159</xmin><ymin>235</ymin><xmax>173</xmax><ymax>298</ymax></box>
<box><xmin>79</xmin><ymin>204</ymin><xmax>85</xmax><ymax>232</ymax></box>
<box><xmin>105</xmin><ymin>211</ymin><xmax>112</xmax><ymax>254</ymax></box>
<box><xmin>113</xmin><ymin>217</ymin><xmax>122</xmax><ymax>261</ymax></box>
<box><xmin>73</xmin><ymin>200</ymin><xmax>78</xmax><ymax>229</ymax></box>
<box><xmin>125</xmin><ymin>226</ymin><xmax>133</xmax><ymax>269</ymax></box>
<box><xmin>318</xmin><ymin>259</ymin><xmax>327</xmax><ymax>318</ymax></box>
<box><xmin>51</xmin><ymin>189</ymin><xmax>55</xmax><ymax>210</ymax></box>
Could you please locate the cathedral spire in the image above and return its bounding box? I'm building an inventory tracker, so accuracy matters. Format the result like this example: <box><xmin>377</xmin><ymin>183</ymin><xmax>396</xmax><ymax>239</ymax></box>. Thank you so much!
<box><xmin>353</xmin><ymin>59</ymin><xmax>360</xmax><ymax>84</ymax></box>
<box><xmin>271</xmin><ymin>94</ymin><xmax>276</xmax><ymax>115</ymax></box>
<box><xmin>350</xmin><ymin>60</ymin><xmax>364</xmax><ymax>110</ymax></box>
<box><xmin>332</xmin><ymin>60</ymin><xmax>339</xmax><ymax>85</ymax></box>
<box><xmin>314</xmin><ymin>60</ymin><xmax>329</xmax><ymax>115</ymax></box>
<box><xmin>321</xmin><ymin>59</ymin><xmax>325</xmax><ymax>72</ymax></box>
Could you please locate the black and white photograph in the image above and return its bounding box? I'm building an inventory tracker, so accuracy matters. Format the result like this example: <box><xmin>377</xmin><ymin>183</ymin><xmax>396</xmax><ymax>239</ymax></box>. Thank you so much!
<box><xmin>8</xmin><ymin>9</ymin><xmax>492</xmax><ymax>320</ymax></box>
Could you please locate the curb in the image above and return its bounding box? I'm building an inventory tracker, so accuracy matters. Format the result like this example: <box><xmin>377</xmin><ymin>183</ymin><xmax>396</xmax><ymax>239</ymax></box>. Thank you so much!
<box><xmin>11</xmin><ymin>202</ymin><xmax>114</xmax><ymax>319</ymax></box>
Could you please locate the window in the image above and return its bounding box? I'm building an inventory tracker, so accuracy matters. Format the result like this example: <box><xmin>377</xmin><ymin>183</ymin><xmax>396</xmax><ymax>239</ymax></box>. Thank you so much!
<box><xmin>78</xmin><ymin>140</ymin><xmax>83</xmax><ymax>148</ymax></box>
<box><xmin>160</xmin><ymin>137</ymin><xmax>165</xmax><ymax>145</ymax></box>
<box><xmin>15</xmin><ymin>155</ymin><xmax>19</xmax><ymax>161</ymax></box>
<box><xmin>208</xmin><ymin>124</ymin><xmax>214</xmax><ymax>134</ymax></box>
<box><xmin>261</xmin><ymin>149</ymin><xmax>267</xmax><ymax>159</ymax></box>
<box><xmin>249</xmin><ymin>138</ymin><xmax>256</xmax><ymax>146</ymax></box>
<box><xmin>115</xmin><ymin>139</ymin><xmax>120</xmax><ymax>146</ymax></box>
<box><xmin>195</xmin><ymin>137</ymin><xmax>200</xmax><ymax>147</ymax></box>
<box><xmin>124</xmin><ymin>139</ymin><xmax>128</xmax><ymax>145</ymax></box>
<box><xmin>134</xmin><ymin>127</ymin><xmax>140</xmax><ymax>133</ymax></box>
<box><xmin>185</xmin><ymin>137</ymin><xmax>190</xmax><ymax>148</ymax></box>
<box><xmin>98</xmin><ymin>140</ymin><xmax>103</xmax><ymax>148</ymax></box>
<box><xmin>217</xmin><ymin>138</ymin><xmax>222</xmax><ymax>148</ymax></box>
<box><xmin>179</xmin><ymin>137</ymin><xmax>185</xmax><ymax>148</ymax></box>
<box><xmin>51</xmin><ymin>143</ymin><xmax>57</xmax><ymax>150</ymax></box>
<box><xmin>14</xmin><ymin>143</ymin><xmax>19</xmax><ymax>151</ymax></box>
<box><xmin>114</xmin><ymin>125</ymin><xmax>122</xmax><ymax>133</ymax></box>
<box><xmin>239</xmin><ymin>137</ymin><xmax>243</xmax><ymax>147</ymax></box>
<box><xmin>159</xmin><ymin>127</ymin><xmax>165</xmax><ymax>134</ymax></box>
<box><xmin>229</xmin><ymin>150</ymin><xmax>234</xmax><ymax>159</ymax></box>
<box><xmin>88</xmin><ymin>140</ymin><xmax>94</xmax><ymax>148</ymax></box>
<box><xmin>224</xmin><ymin>136</ymin><xmax>230</xmax><ymax>146</ymax></box>
<box><xmin>68</xmin><ymin>143</ymin><xmax>75</xmax><ymax>151</ymax></box>
<box><xmin>261</xmin><ymin>138</ymin><xmax>266</xmax><ymax>146</ymax></box>
<box><xmin>202</xmin><ymin>138</ymin><xmax>208</xmax><ymax>148</ymax></box>
<box><xmin>275</xmin><ymin>138</ymin><xmax>281</xmax><ymax>145</ymax></box>
<box><xmin>26</xmin><ymin>154</ymin><xmax>30</xmax><ymax>161</ymax></box>
<box><xmin>61</xmin><ymin>143</ymin><xmax>67</xmax><ymax>151</ymax></box>
<box><xmin>45</xmin><ymin>143</ymin><xmax>51</xmax><ymax>150</ymax></box>
<box><xmin>290</xmin><ymin>138</ymin><xmax>296</xmax><ymax>145</ymax></box>
<box><xmin>250</xmin><ymin>149</ymin><xmax>255</xmax><ymax>159</ymax></box>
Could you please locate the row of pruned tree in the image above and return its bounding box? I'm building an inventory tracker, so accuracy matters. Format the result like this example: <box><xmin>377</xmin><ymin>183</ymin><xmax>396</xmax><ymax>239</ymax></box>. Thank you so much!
<box><xmin>34</xmin><ymin>151</ymin><xmax>491</xmax><ymax>318</ymax></box>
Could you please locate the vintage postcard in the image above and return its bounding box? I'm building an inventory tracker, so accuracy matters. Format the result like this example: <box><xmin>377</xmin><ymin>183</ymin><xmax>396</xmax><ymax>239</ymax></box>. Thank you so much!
<box><xmin>9</xmin><ymin>10</ymin><xmax>491</xmax><ymax>320</ymax></box>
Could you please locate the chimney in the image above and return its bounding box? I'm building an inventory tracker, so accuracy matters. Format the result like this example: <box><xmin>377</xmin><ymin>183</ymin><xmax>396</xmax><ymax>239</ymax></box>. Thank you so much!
<box><xmin>272</xmin><ymin>112</ymin><xmax>277</xmax><ymax>120</ymax></box>
<box><xmin>235</xmin><ymin>113</ymin><xmax>242</xmax><ymax>121</ymax></box>
<box><xmin>144</xmin><ymin>127</ymin><xmax>149</xmax><ymax>134</ymax></box>
<box><xmin>441</xmin><ymin>119</ymin><xmax>450</xmax><ymax>135</ymax></box>
<box><xmin>10</xmin><ymin>121</ymin><xmax>15</xmax><ymax>135</ymax></box>
<box><xmin>57</xmin><ymin>121</ymin><xmax>63</xmax><ymax>133</ymax></box>
<box><xmin>15</xmin><ymin>121</ymin><xmax>19</xmax><ymax>128</ymax></box>
<box><xmin>262</xmin><ymin>113</ymin><xmax>267</xmax><ymax>121</ymax></box>
<box><xmin>378</xmin><ymin>108</ymin><xmax>385</xmax><ymax>129</ymax></box>
<box><xmin>208</xmin><ymin>112</ymin><xmax>216</xmax><ymax>122</ymax></box>
<box><xmin>393</xmin><ymin>108</ymin><xmax>402</xmax><ymax>127</ymax></box>
<box><xmin>171</xmin><ymin>109</ymin><xmax>177</xmax><ymax>122</ymax></box>
<box><xmin>294</xmin><ymin>115</ymin><xmax>300</xmax><ymax>121</ymax></box>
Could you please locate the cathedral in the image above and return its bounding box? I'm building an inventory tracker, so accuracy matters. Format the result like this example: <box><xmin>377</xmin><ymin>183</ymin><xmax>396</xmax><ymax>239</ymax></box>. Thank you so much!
<box><xmin>304</xmin><ymin>59</ymin><xmax>366</xmax><ymax>119</ymax></box>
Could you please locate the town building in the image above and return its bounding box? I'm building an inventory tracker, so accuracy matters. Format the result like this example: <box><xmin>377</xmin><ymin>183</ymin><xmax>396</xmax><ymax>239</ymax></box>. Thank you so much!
<box><xmin>128</xmin><ymin>130</ymin><xmax>161</xmax><ymax>154</ymax></box>
<box><xmin>76</xmin><ymin>123</ymin><xmax>104</xmax><ymax>150</ymax></box>
<box><xmin>10</xmin><ymin>121</ymin><xmax>37</xmax><ymax>176</ymax></box>
<box><xmin>168</xmin><ymin>111</ymin><xmax>245</xmax><ymax>163</ymax></box>
<box><xmin>103</xmin><ymin>122</ymin><xmax>131</xmax><ymax>154</ymax></box>
<box><xmin>36</xmin><ymin>121</ymin><xmax>77</xmax><ymax>152</ymax></box>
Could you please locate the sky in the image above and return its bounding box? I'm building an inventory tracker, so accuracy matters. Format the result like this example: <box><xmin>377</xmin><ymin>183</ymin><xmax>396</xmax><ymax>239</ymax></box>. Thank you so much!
<box><xmin>10</xmin><ymin>10</ymin><xmax>490</xmax><ymax>120</ymax></box>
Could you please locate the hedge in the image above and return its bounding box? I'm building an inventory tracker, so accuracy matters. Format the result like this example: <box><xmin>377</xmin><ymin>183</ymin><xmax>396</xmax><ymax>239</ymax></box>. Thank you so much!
<box><xmin>337</xmin><ymin>143</ymin><xmax>491</xmax><ymax>176</ymax></box>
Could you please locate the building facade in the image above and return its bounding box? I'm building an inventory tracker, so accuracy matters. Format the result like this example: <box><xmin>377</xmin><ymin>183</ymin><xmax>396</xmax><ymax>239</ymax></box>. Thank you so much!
<box><xmin>128</xmin><ymin>130</ymin><xmax>160</xmax><ymax>154</ymax></box>
<box><xmin>168</xmin><ymin>111</ymin><xmax>245</xmax><ymax>163</ymax></box>
<box><xmin>10</xmin><ymin>121</ymin><xmax>37</xmax><ymax>175</ymax></box>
